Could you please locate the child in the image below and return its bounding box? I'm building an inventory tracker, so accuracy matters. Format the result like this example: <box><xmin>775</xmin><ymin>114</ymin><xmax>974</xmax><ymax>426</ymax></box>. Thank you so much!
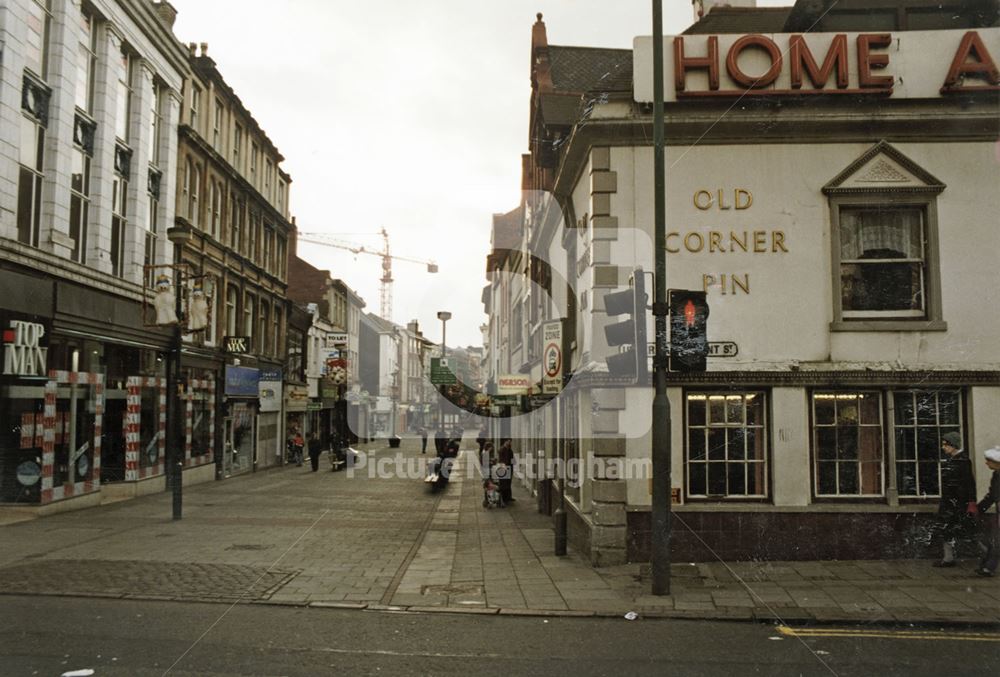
<box><xmin>483</xmin><ymin>478</ymin><xmax>503</xmax><ymax>509</ymax></box>
<box><xmin>974</xmin><ymin>447</ymin><xmax>1000</xmax><ymax>577</ymax></box>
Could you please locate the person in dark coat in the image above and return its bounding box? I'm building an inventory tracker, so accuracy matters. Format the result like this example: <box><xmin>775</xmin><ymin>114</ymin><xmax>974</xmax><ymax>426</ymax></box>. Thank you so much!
<box><xmin>308</xmin><ymin>433</ymin><xmax>323</xmax><ymax>472</ymax></box>
<box><xmin>434</xmin><ymin>427</ymin><xmax>447</xmax><ymax>455</ymax></box>
<box><xmin>935</xmin><ymin>432</ymin><xmax>977</xmax><ymax>567</ymax></box>
<box><xmin>476</xmin><ymin>426</ymin><xmax>487</xmax><ymax>455</ymax></box>
<box><xmin>496</xmin><ymin>439</ymin><xmax>516</xmax><ymax>505</ymax></box>
<box><xmin>419</xmin><ymin>427</ymin><xmax>428</xmax><ymax>454</ymax></box>
<box><xmin>974</xmin><ymin>447</ymin><xmax>1000</xmax><ymax>577</ymax></box>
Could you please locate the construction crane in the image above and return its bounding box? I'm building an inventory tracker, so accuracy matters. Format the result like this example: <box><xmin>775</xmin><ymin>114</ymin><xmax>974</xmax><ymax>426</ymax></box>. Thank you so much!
<box><xmin>298</xmin><ymin>227</ymin><xmax>439</xmax><ymax>321</ymax></box>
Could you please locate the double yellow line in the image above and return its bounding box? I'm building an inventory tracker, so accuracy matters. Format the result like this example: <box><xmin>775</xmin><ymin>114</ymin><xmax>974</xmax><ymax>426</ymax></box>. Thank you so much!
<box><xmin>777</xmin><ymin>625</ymin><xmax>1000</xmax><ymax>643</ymax></box>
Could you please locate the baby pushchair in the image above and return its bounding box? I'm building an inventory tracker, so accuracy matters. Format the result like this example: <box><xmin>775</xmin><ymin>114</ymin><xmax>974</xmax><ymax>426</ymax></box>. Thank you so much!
<box><xmin>482</xmin><ymin>479</ymin><xmax>503</xmax><ymax>509</ymax></box>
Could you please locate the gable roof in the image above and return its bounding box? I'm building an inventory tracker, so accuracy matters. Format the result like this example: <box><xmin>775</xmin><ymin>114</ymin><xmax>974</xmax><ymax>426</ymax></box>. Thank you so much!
<box><xmin>547</xmin><ymin>46</ymin><xmax>633</xmax><ymax>94</ymax></box>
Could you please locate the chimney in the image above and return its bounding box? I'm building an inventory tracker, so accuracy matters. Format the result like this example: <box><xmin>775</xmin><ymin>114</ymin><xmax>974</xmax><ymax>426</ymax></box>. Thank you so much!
<box><xmin>289</xmin><ymin>216</ymin><xmax>298</xmax><ymax>256</ymax></box>
<box><xmin>188</xmin><ymin>42</ymin><xmax>197</xmax><ymax>57</ymax></box>
<box><xmin>153</xmin><ymin>1</ymin><xmax>178</xmax><ymax>30</ymax></box>
<box><xmin>200</xmin><ymin>42</ymin><xmax>208</xmax><ymax>57</ymax></box>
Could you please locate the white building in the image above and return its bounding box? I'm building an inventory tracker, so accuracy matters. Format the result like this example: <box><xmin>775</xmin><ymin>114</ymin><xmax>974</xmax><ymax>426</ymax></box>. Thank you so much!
<box><xmin>486</xmin><ymin>4</ymin><xmax>1000</xmax><ymax>565</ymax></box>
<box><xmin>1</xmin><ymin>0</ymin><xmax>190</xmax><ymax>509</ymax></box>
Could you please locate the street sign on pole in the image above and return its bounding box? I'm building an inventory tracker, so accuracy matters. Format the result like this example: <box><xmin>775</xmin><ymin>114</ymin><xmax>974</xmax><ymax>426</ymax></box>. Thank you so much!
<box><xmin>430</xmin><ymin>357</ymin><xmax>456</xmax><ymax>385</ymax></box>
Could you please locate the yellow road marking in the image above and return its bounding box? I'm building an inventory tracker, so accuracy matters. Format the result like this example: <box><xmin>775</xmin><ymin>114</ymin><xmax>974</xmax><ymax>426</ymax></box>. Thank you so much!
<box><xmin>777</xmin><ymin>625</ymin><xmax>1000</xmax><ymax>643</ymax></box>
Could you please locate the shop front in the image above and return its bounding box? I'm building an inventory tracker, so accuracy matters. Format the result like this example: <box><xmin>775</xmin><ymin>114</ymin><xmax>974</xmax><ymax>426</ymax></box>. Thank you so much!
<box><xmin>223</xmin><ymin>365</ymin><xmax>259</xmax><ymax>477</ymax></box>
<box><xmin>1</xmin><ymin>267</ymin><xmax>176</xmax><ymax>511</ymax></box>
<box><xmin>285</xmin><ymin>384</ymin><xmax>309</xmax><ymax>460</ymax></box>
<box><xmin>258</xmin><ymin>368</ymin><xmax>283</xmax><ymax>468</ymax></box>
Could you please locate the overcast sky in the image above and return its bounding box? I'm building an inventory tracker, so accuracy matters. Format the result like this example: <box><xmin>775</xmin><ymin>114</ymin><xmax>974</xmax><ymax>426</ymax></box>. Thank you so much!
<box><xmin>169</xmin><ymin>0</ymin><xmax>787</xmax><ymax>348</ymax></box>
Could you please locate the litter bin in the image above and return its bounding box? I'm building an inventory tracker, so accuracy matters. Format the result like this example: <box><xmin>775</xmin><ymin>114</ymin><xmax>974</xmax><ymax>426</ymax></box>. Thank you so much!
<box><xmin>388</xmin><ymin>435</ymin><xmax>401</xmax><ymax>449</ymax></box>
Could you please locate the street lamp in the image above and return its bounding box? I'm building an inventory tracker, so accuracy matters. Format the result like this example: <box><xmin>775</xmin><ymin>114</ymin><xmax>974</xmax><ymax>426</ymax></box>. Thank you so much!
<box><xmin>436</xmin><ymin>311</ymin><xmax>450</xmax><ymax>427</ymax></box>
<box><xmin>166</xmin><ymin>225</ymin><xmax>192</xmax><ymax>521</ymax></box>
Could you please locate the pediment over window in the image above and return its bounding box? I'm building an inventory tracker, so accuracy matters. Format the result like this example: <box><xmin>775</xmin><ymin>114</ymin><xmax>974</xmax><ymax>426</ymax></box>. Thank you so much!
<box><xmin>822</xmin><ymin>141</ymin><xmax>946</xmax><ymax>196</ymax></box>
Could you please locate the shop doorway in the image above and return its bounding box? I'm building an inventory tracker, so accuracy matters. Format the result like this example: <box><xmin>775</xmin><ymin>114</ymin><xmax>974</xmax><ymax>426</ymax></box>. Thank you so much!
<box><xmin>223</xmin><ymin>402</ymin><xmax>256</xmax><ymax>477</ymax></box>
<box><xmin>100</xmin><ymin>396</ymin><xmax>127</xmax><ymax>483</ymax></box>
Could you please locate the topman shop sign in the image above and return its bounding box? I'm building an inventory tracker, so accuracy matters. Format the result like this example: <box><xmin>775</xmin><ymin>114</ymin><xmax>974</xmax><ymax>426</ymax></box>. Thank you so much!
<box><xmin>634</xmin><ymin>28</ymin><xmax>1000</xmax><ymax>102</ymax></box>
<box><xmin>2</xmin><ymin>320</ymin><xmax>48</xmax><ymax>378</ymax></box>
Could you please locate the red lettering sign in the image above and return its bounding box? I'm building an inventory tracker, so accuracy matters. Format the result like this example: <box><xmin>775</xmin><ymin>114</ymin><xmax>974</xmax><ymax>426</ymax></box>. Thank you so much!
<box><xmin>942</xmin><ymin>30</ymin><xmax>1000</xmax><ymax>92</ymax></box>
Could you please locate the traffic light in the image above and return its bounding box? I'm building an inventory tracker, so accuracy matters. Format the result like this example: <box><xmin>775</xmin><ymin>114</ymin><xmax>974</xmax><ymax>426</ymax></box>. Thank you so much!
<box><xmin>604</xmin><ymin>268</ymin><xmax>648</xmax><ymax>382</ymax></box>
<box><xmin>668</xmin><ymin>289</ymin><xmax>709</xmax><ymax>372</ymax></box>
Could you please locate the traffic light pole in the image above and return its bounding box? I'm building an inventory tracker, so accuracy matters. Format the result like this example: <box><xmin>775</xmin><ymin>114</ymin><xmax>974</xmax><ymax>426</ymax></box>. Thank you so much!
<box><xmin>650</xmin><ymin>0</ymin><xmax>671</xmax><ymax>596</ymax></box>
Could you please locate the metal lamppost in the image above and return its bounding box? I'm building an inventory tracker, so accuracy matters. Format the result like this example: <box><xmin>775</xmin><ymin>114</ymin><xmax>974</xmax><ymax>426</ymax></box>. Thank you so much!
<box><xmin>436</xmin><ymin>311</ymin><xmax>450</xmax><ymax>427</ymax></box>
<box><xmin>650</xmin><ymin>0</ymin><xmax>672</xmax><ymax>595</ymax></box>
<box><xmin>166</xmin><ymin>225</ymin><xmax>192</xmax><ymax>520</ymax></box>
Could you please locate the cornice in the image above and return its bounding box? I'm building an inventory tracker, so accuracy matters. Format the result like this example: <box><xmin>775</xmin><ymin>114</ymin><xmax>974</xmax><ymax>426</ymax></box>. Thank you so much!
<box><xmin>564</xmin><ymin>368</ymin><xmax>1000</xmax><ymax>391</ymax></box>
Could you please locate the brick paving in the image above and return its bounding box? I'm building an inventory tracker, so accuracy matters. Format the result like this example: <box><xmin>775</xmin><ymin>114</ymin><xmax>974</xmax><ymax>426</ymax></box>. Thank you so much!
<box><xmin>0</xmin><ymin>435</ymin><xmax>997</xmax><ymax>625</ymax></box>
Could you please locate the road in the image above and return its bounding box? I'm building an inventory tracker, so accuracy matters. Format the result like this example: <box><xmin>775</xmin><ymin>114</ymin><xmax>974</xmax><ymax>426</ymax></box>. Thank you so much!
<box><xmin>2</xmin><ymin>595</ymin><xmax>998</xmax><ymax>677</ymax></box>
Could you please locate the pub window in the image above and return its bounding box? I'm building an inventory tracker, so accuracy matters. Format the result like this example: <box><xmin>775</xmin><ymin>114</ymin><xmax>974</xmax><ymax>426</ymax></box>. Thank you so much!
<box><xmin>812</xmin><ymin>392</ymin><xmax>884</xmax><ymax>497</ymax></box>
<box><xmin>686</xmin><ymin>392</ymin><xmax>768</xmax><ymax>499</ymax></box>
<box><xmin>893</xmin><ymin>389</ymin><xmax>962</xmax><ymax>498</ymax></box>
<box><xmin>838</xmin><ymin>207</ymin><xmax>926</xmax><ymax>317</ymax></box>
<box><xmin>824</xmin><ymin>142</ymin><xmax>945</xmax><ymax>331</ymax></box>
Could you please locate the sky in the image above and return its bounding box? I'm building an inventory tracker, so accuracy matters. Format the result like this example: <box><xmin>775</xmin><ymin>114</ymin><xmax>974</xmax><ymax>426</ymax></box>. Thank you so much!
<box><xmin>168</xmin><ymin>0</ymin><xmax>788</xmax><ymax>348</ymax></box>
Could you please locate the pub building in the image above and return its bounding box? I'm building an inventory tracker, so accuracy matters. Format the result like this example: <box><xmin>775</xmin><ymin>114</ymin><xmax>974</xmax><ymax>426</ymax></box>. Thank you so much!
<box><xmin>490</xmin><ymin>2</ymin><xmax>1000</xmax><ymax>565</ymax></box>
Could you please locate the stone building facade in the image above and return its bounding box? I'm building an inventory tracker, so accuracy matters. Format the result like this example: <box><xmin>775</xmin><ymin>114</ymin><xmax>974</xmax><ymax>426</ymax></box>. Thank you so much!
<box><xmin>486</xmin><ymin>3</ymin><xmax>1000</xmax><ymax>565</ymax></box>
<box><xmin>169</xmin><ymin>36</ymin><xmax>294</xmax><ymax>476</ymax></box>
<box><xmin>0</xmin><ymin>0</ymin><xmax>189</xmax><ymax>510</ymax></box>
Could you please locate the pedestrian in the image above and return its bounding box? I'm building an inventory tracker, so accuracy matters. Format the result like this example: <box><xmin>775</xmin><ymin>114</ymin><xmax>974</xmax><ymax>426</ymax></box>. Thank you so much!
<box><xmin>496</xmin><ymin>438</ymin><xmax>516</xmax><ymax>505</ymax></box>
<box><xmin>435</xmin><ymin>426</ymin><xmax>446</xmax><ymax>455</ymax></box>
<box><xmin>481</xmin><ymin>441</ymin><xmax>496</xmax><ymax>479</ymax></box>
<box><xmin>974</xmin><ymin>447</ymin><xmax>1000</xmax><ymax>577</ymax></box>
<box><xmin>308</xmin><ymin>433</ymin><xmax>323</xmax><ymax>472</ymax></box>
<box><xmin>476</xmin><ymin>426</ymin><xmax>487</xmax><ymax>455</ymax></box>
<box><xmin>419</xmin><ymin>427</ymin><xmax>428</xmax><ymax>454</ymax></box>
<box><xmin>934</xmin><ymin>432</ymin><xmax>977</xmax><ymax>567</ymax></box>
<box><xmin>292</xmin><ymin>431</ymin><xmax>304</xmax><ymax>467</ymax></box>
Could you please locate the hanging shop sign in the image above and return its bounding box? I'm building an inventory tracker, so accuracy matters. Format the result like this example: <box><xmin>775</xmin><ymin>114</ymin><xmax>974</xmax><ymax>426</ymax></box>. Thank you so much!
<box><xmin>224</xmin><ymin>336</ymin><xmax>251</xmax><ymax>354</ymax></box>
<box><xmin>541</xmin><ymin>320</ymin><xmax>563</xmax><ymax>395</ymax></box>
<box><xmin>497</xmin><ymin>374</ymin><xmax>531</xmax><ymax>395</ymax></box>
<box><xmin>284</xmin><ymin>384</ymin><xmax>309</xmax><ymax>412</ymax></box>
<box><xmin>224</xmin><ymin>365</ymin><xmax>260</xmax><ymax>397</ymax></box>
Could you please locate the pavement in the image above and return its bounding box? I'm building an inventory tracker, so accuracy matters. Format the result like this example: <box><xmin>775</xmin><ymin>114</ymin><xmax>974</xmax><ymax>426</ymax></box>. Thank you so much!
<box><xmin>1</xmin><ymin>435</ymin><xmax>998</xmax><ymax>626</ymax></box>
